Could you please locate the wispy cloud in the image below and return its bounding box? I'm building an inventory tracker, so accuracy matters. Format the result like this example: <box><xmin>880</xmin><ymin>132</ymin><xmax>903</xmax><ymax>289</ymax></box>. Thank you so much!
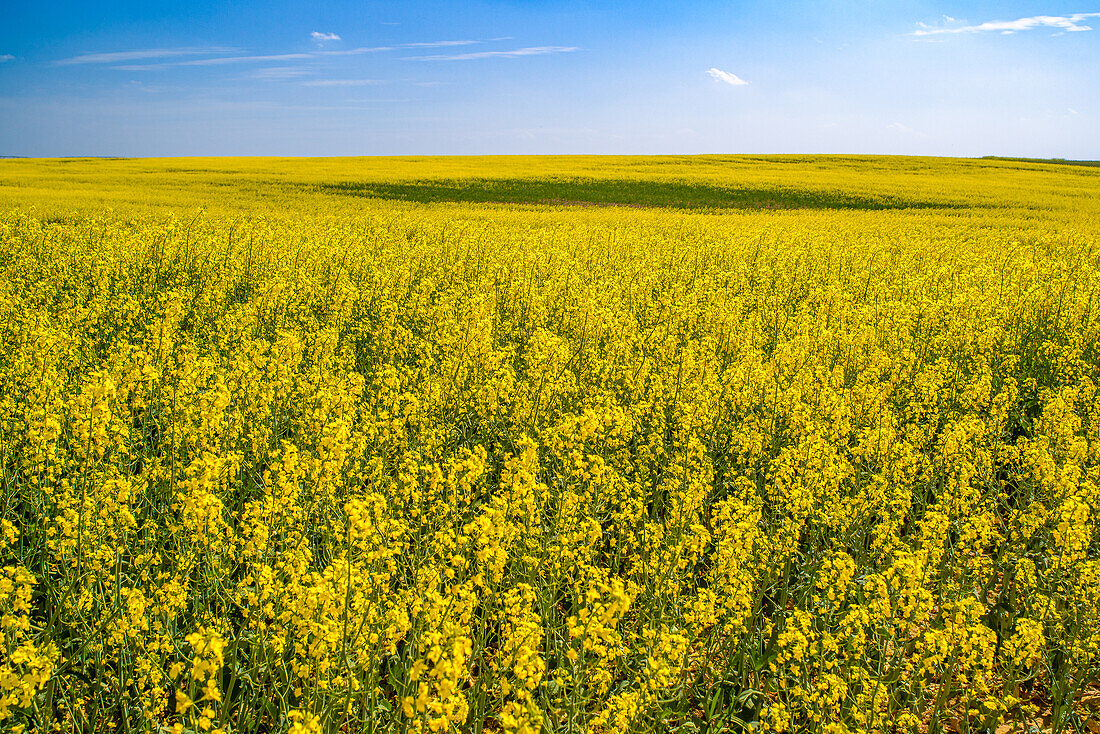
<box><xmin>56</xmin><ymin>47</ymin><xmax>239</xmax><ymax>65</ymax></box>
<box><xmin>310</xmin><ymin>31</ymin><xmax>341</xmax><ymax>44</ymax></box>
<box><xmin>74</xmin><ymin>39</ymin><xmax>574</xmax><ymax>71</ymax></box>
<box><xmin>914</xmin><ymin>12</ymin><xmax>1100</xmax><ymax>36</ymax></box>
<box><xmin>0</xmin><ymin>54</ymin><xmax>14</xmax><ymax>63</ymax></box>
<box><xmin>887</xmin><ymin>122</ymin><xmax>928</xmax><ymax>137</ymax></box>
<box><xmin>312</xmin><ymin>46</ymin><xmax>394</xmax><ymax>57</ymax></box>
<box><xmin>405</xmin><ymin>45</ymin><xmax>578</xmax><ymax>60</ymax></box>
<box><xmin>126</xmin><ymin>80</ymin><xmax>167</xmax><ymax>93</ymax></box>
<box><xmin>180</xmin><ymin>52</ymin><xmax>314</xmax><ymax>66</ymax></box>
<box><xmin>707</xmin><ymin>67</ymin><xmax>749</xmax><ymax>86</ymax></box>
<box><xmin>111</xmin><ymin>46</ymin><xmax>407</xmax><ymax>69</ymax></box>
<box><xmin>399</xmin><ymin>40</ymin><xmax>480</xmax><ymax>48</ymax></box>
<box><xmin>302</xmin><ymin>78</ymin><xmax>388</xmax><ymax>87</ymax></box>
<box><xmin>73</xmin><ymin>45</ymin><xmax>397</xmax><ymax>70</ymax></box>
<box><xmin>249</xmin><ymin>66</ymin><xmax>312</xmax><ymax>81</ymax></box>
<box><xmin>116</xmin><ymin>52</ymin><xmax>313</xmax><ymax>70</ymax></box>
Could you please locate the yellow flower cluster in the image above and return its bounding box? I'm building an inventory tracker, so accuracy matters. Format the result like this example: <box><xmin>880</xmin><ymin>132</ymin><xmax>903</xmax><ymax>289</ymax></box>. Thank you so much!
<box><xmin>0</xmin><ymin>525</ymin><xmax>58</xmax><ymax>721</ymax></box>
<box><xmin>0</xmin><ymin>155</ymin><xmax>1099</xmax><ymax>732</ymax></box>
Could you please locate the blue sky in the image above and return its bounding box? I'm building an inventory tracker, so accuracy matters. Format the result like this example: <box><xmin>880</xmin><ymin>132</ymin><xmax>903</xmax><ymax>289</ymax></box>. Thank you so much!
<box><xmin>0</xmin><ymin>1</ymin><xmax>1096</xmax><ymax>157</ymax></box>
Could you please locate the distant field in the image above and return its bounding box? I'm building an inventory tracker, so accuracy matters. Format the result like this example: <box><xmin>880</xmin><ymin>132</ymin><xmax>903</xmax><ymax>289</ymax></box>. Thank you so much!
<box><xmin>981</xmin><ymin>155</ymin><xmax>1100</xmax><ymax>168</ymax></box>
<box><xmin>3</xmin><ymin>153</ymin><xmax>1098</xmax><ymax>216</ymax></box>
<box><xmin>1</xmin><ymin>156</ymin><xmax>1099</xmax><ymax>733</ymax></box>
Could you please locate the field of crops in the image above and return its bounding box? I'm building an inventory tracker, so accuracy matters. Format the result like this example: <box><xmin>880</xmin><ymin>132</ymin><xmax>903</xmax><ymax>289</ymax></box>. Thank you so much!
<box><xmin>1</xmin><ymin>155</ymin><xmax>1099</xmax><ymax>733</ymax></box>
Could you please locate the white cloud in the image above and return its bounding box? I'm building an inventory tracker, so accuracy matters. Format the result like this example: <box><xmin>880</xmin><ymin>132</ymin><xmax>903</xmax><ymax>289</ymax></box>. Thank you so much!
<box><xmin>405</xmin><ymin>45</ymin><xmax>578</xmax><ymax>60</ymax></box>
<box><xmin>110</xmin><ymin>46</ymin><xmax>404</xmax><ymax>69</ymax></box>
<box><xmin>707</xmin><ymin>67</ymin><xmax>749</xmax><ymax>86</ymax></box>
<box><xmin>0</xmin><ymin>54</ymin><xmax>14</xmax><ymax>62</ymax></box>
<box><xmin>249</xmin><ymin>66</ymin><xmax>311</xmax><ymax>81</ymax></box>
<box><xmin>302</xmin><ymin>78</ymin><xmax>388</xmax><ymax>87</ymax></box>
<box><xmin>77</xmin><ymin>39</ymin><xmax>566</xmax><ymax>71</ymax></box>
<box><xmin>179</xmin><ymin>52</ymin><xmax>314</xmax><ymax>66</ymax></box>
<box><xmin>314</xmin><ymin>46</ymin><xmax>394</xmax><ymax>56</ymax></box>
<box><xmin>116</xmin><ymin>52</ymin><xmax>313</xmax><ymax>70</ymax></box>
<box><xmin>310</xmin><ymin>32</ymin><xmax>341</xmax><ymax>44</ymax></box>
<box><xmin>914</xmin><ymin>12</ymin><xmax>1100</xmax><ymax>36</ymax></box>
<box><xmin>56</xmin><ymin>47</ymin><xmax>239</xmax><ymax>65</ymax></box>
<box><xmin>314</xmin><ymin>40</ymin><xmax>490</xmax><ymax>57</ymax></box>
<box><xmin>887</xmin><ymin>122</ymin><xmax>927</xmax><ymax>137</ymax></box>
<box><xmin>400</xmin><ymin>40</ymin><xmax>480</xmax><ymax>48</ymax></box>
<box><xmin>1068</xmin><ymin>107</ymin><xmax>1079</xmax><ymax>114</ymax></box>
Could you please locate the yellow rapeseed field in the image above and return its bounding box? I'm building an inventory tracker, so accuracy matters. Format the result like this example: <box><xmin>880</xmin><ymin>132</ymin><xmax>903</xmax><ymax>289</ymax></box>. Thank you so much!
<box><xmin>1</xmin><ymin>155</ymin><xmax>1099</xmax><ymax>733</ymax></box>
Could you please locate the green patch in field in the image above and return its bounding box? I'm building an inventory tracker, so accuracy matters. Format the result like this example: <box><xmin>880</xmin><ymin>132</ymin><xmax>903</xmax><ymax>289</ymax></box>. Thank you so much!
<box><xmin>313</xmin><ymin>177</ymin><xmax>964</xmax><ymax>211</ymax></box>
<box><xmin>981</xmin><ymin>156</ymin><xmax>1100</xmax><ymax>169</ymax></box>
